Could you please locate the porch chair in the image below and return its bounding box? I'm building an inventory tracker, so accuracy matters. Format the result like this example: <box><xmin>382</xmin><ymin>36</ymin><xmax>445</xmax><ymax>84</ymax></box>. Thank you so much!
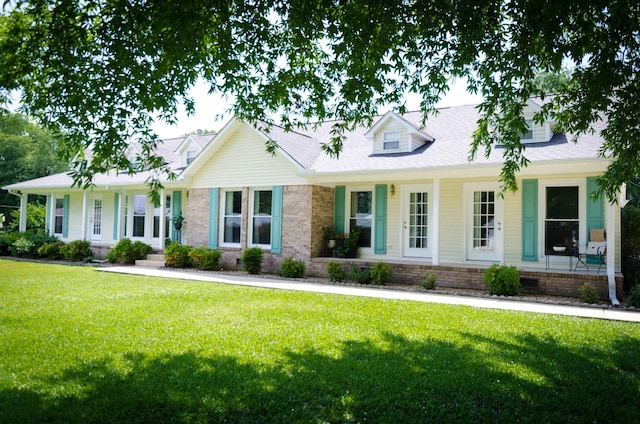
<box><xmin>573</xmin><ymin>229</ymin><xmax>607</xmax><ymax>273</ymax></box>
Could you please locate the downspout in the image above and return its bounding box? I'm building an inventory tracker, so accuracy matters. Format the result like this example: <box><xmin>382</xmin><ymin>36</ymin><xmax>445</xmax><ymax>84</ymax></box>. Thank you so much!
<box><xmin>606</xmin><ymin>201</ymin><xmax>620</xmax><ymax>307</ymax></box>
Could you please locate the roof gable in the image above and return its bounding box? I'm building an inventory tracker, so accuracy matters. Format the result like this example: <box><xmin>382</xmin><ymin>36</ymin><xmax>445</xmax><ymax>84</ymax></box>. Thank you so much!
<box><xmin>364</xmin><ymin>111</ymin><xmax>435</xmax><ymax>154</ymax></box>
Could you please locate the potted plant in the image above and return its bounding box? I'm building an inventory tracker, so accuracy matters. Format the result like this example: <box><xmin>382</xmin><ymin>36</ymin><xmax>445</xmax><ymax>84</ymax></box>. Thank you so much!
<box><xmin>345</xmin><ymin>226</ymin><xmax>361</xmax><ymax>258</ymax></box>
<box><xmin>172</xmin><ymin>212</ymin><xmax>186</xmax><ymax>232</ymax></box>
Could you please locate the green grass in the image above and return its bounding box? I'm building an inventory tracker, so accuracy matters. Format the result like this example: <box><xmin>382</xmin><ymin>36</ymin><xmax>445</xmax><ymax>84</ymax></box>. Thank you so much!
<box><xmin>1</xmin><ymin>259</ymin><xmax>639</xmax><ymax>423</ymax></box>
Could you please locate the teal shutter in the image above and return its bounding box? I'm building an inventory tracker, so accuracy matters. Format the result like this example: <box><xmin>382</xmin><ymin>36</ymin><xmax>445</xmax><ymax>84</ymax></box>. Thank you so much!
<box><xmin>586</xmin><ymin>177</ymin><xmax>605</xmax><ymax>235</ymax></box>
<box><xmin>113</xmin><ymin>193</ymin><xmax>120</xmax><ymax>241</ymax></box>
<box><xmin>521</xmin><ymin>179</ymin><xmax>538</xmax><ymax>261</ymax></box>
<box><xmin>374</xmin><ymin>184</ymin><xmax>387</xmax><ymax>254</ymax></box>
<box><xmin>62</xmin><ymin>195</ymin><xmax>70</xmax><ymax>238</ymax></box>
<box><xmin>208</xmin><ymin>188</ymin><xmax>219</xmax><ymax>248</ymax></box>
<box><xmin>172</xmin><ymin>191</ymin><xmax>182</xmax><ymax>242</ymax></box>
<box><xmin>586</xmin><ymin>177</ymin><xmax>605</xmax><ymax>263</ymax></box>
<box><xmin>334</xmin><ymin>186</ymin><xmax>346</xmax><ymax>234</ymax></box>
<box><xmin>271</xmin><ymin>186</ymin><xmax>283</xmax><ymax>253</ymax></box>
<box><xmin>45</xmin><ymin>194</ymin><xmax>52</xmax><ymax>233</ymax></box>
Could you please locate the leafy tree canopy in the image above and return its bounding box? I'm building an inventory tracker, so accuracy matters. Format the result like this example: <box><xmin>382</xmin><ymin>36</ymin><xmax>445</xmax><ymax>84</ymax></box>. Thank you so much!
<box><xmin>0</xmin><ymin>111</ymin><xmax>68</xmax><ymax>225</ymax></box>
<box><xmin>1</xmin><ymin>1</ymin><xmax>638</xmax><ymax>201</ymax></box>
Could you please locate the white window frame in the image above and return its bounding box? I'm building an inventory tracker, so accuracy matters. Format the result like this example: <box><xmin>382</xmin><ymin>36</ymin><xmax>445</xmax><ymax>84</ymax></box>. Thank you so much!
<box><xmin>131</xmin><ymin>193</ymin><xmax>148</xmax><ymax>239</ymax></box>
<box><xmin>346</xmin><ymin>186</ymin><xmax>374</xmax><ymax>252</ymax></box>
<box><xmin>185</xmin><ymin>150</ymin><xmax>197</xmax><ymax>165</ymax></box>
<box><xmin>538</xmin><ymin>179</ymin><xmax>586</xmax><ymax>261</ymax></box>
<box><xmin>248</xmin><ymin>188</ymin><xmax>273</xmax><ymax>249</ymax></box>
<box><xmin>520</xmin><ymin>119</ymin><xmax>534</xmax><ymax>141</ymax></box>
<box><xmin>220</xmin><ymin>189</ymin><xmax>242</xmax><ymax>247</ymax></box>
<box><xmin>54</xmin><ymin>197</ymin><xmax>64</xmax><ymax>235</ymax></box>
<box><xmin>382</xmin><ymin>131</ymin><xmax>401</xmax><ymax>152</ymax></box>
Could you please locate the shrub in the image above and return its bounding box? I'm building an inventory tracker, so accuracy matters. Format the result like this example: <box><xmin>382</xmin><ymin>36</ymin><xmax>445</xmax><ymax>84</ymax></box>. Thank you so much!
<box><xmin>164</xmin><ymin>243</ymin><xmax>193</xmax><ymax>268</ymax></box>
<box><xmin>279</xmin><ymin>257</ymin><xmax>306</xmax><ymax>278</ymax></box>
<box><xmin>60</xmin><ymin>240</ymin><xmax>94</xmax><ymax>262</ymax></box>
<box><xmin>106</xmin><ymin>238</ymin><xmax>153</xmax><ymax>264</ymax></box>
<box><xmin>421</xmin><ymin>273</ymin><xmax>437</xmax><ymax>290</ymax></box>
<box><xmin>371</xmin><ymin>261</ymin><xmax>392</xmax><ymax>285</ymax></box>
<box><xmin>349</xmin><ymin>265</ymin><xmax>371</xmax><ymax>285</ymax></box>
<box><xmin>189</xmin><ymin>247</ymin><xmax>222</xmax><ymax>271</ymax></box>
<box><xmin>0</xmin><ymin>236</ymin><xmax>8</xmax><ymax>256</ymax></box>
<box><xmin>484</xmin><ymin>264</ymin><xmax>521</xmax><ymax>296</ymax></box>
<box><xmin>37</xmin><ymin>241</ymin><xmax>65</xmax><ymax>260</ymax></box>
<box><xmin>327</xmin><ymin>261</ymin><xmax>345</xmax><ymax>282</ymax></box>
<box><xmin>7</xmin><ymin>232</ymin><xmax>57</xmax><ymax>258</ymax></box>
<box><xmin>578</xmin><ymin>284</ymin><xmax>600</xmax><ymax>304</ymax></box>
<box><xmin>12</xmin><ymin>237</ymin><xmax>35</xmax><ymax>258</ymax></box>
<box><xmin>628</xmin><ymin>284</ymin><xmax>640</xmax><ymax>308</ymax></box>
<box><xmin>241</xmin><ymin>247</ymin><xmax>263</xmax><ymax>274</ymax></box>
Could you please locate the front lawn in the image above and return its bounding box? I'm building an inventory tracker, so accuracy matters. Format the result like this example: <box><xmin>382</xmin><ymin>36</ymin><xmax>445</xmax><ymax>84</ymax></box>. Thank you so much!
<box><xmin>1</xmin><ymin>259</ymin><xmax>639</xmax><ymax>423</ymax></box>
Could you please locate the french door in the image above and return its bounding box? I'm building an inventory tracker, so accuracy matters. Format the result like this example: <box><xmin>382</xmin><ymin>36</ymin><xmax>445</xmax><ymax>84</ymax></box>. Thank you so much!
<box><xmin>465</xmin><ymin>183</ymin><xmax>503</xmax><ymax>262</ymax></box>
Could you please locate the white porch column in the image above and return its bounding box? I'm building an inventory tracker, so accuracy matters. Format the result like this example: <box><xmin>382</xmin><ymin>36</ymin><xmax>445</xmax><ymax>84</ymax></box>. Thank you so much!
<box><xmin>432</xmin><ymin>178</ymin><xmax>440</xmax><ymax>266</ymax></box>
<box><xmin>48</xmin><ymin>192</ymin><xmax>56</xmax><ymax>236</ymax></box>
<box><xmin>18</xmin><ymin>193</ymin><xmax>27</xmax><ymax>232</ymax></box>
<box><xmin>606</xmin><ymin>201</ymin><xmax>620</xmax><ymax>306</ymax></box>
<box><xmin>159</xmin><ymin>189</ymin><xmax>166</xmax><ymax>250</ymax></box>
<box><xmin>81</xmin><ymin>192</ymin><xmax>88</xmax><ymax>240</ymax></box>
<box><xmin>116</xmin><ymin>192</ymin><xmax>123</xmax><ymax>241</ymax></box>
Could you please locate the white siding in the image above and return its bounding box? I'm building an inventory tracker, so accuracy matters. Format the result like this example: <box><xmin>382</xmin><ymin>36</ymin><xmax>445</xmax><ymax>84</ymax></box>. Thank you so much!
<box><xmin>373</xmin><ymin>120</ymin><xmax>409</xmax><ymax>153</ymax></box>
<box><xmin>190</xmin><ymin>124</ymin><xmax>306</xmax><ymax>188</ymax></box>
<box><xmin>436</xmin><ymin>179</ymin><xmax>464</xmax><ymax>263</ymax></box>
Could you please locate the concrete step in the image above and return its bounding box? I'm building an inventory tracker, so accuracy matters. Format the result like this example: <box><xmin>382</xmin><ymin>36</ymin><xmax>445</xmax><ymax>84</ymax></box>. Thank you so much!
<box><xmin>135</xmin><ymin>259</ymin><xmax>166</xmax><ymax>268</ymax></box>
<box><xmin>145</xmin><ymin>253</ymin><xmax>166</xmax><ymax>261</ymax></box>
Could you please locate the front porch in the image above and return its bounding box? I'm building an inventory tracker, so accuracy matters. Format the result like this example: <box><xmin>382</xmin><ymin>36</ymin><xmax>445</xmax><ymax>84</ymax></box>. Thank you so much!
<box><xmin>308</xmin><ymin>257</ymin><xmax>623</xmax><ymax>301</ymax></box>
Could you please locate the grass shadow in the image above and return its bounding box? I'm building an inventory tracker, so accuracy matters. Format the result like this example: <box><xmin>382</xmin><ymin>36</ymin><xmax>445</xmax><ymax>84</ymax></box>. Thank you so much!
<box><xmin>1</xmin><ymin>332</ymin><xmax>638</xmax><ymax>423</ymax></box>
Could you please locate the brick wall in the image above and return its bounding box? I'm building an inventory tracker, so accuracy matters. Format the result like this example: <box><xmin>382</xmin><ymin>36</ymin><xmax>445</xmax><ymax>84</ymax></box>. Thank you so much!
<box><xmin>307</xmin><ymin>258</ymin><xmax>623</xmax><ymax>300</ymax></box>
<box><xmin>184</xmin><ymin>188</ymin><xmax>210</xmax><ymax>247</ymax></box>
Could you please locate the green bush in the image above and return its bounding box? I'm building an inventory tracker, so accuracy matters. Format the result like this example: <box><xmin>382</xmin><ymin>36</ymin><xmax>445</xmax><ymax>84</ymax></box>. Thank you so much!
<box><xmin>164</xmin><ymin>243</ymin><xmax>193</xmax><ymax>268</ymax></box>
<box><xmin>37</xmin><ymin>241</ymin><xmax>65</xmax><ymax>260</ymax></box>
<box><xmin>579</xmin><ymin>284</ymin><xmax>600</xmax><ymax>304</ymax></box>
<box><xmin>349</xmin><ymin>265</ymin><xmax>371</xmax><ymax>285</ymax></box>
<box><xmin>106</xmin><ymin>238</ymin><xmax>153</xmax><ymax>264</ymax></box>
<box><xmin>0</xmin><ymin>236</ymin><xmax>8</xmax><ymax>256</ymax></box>
<box><xmin>628</xmin><ymin>284</ymin><xmax>640</xmax><ymax>308</ymax></box>
<box><xmin>421</xmin><ymin>273</ymin><xmax>437</xmax><ymax>290</ymax></box>
<box><xmin>279</xmin><ymin>257</ymin><xmax>306</xmax><ymax>278</ymax></box>
<box><xmin>371</xmin><ymin>262</ymin><xmax>392</xmax><ymax>285</ymax></box>
<box><xmin>189</xmin><ymin>247</ymin><xmax>222</xmax><ymax>271</ymax></box>
<box><xmin>327</xmin><ymin>261</ymin><xmax>345</xmax><ymax>282</ymax></box>
<box><xmin>60</xmin><ymin>240</ymin><xmax>94</xmax><ymax>262</ymax></box>
<box><xmin>7</xmin><ymin>232</ymin><xmax>57</xmax><ymax>258</ymax></box>
<box><xmin>241</xmin><ymin>247</ymin><xmax>263</xmax><ymax>274</ymax></box>
<box><xmin>484</xmin><ymin>264</ymin><xmax>521</xmax><ymax>296</ymax></box>
<box><xmin>12</xmin><ymin>237</ymin><xmax>35</xmax><ymax>258</ymax></box>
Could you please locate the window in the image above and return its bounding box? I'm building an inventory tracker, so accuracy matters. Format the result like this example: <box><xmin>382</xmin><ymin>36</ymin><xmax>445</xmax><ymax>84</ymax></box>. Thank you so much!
<box><xmin>520</xmin><ymin>119</ymin><xmax>534</xmax><ymax>141</ymax></box>
<box><xmin>350</xmin><ymin>190</ymin><xmax>372</xmax><ymax>248</ymax></box>
<box><xmin>132</xmin><ymin>195</ymin><xmax>146</xmax><ymax>237</ymax></box>
<box><xmin>383</xmin><ymin>131</ymin><xmax>400</xmax><ymax>151</ymax></box>
<box><xmin>54</xmin><ymin>198</ymin><xmax>64</xmax><ymax>234</ymax></box>
<box><xmin>545</xmin><ymin>186</ymin><xmax>579</xmax><ymax>253</ymax></box>
<box><xmin>251</xmin><ymin>190</ymin><xmax>272</xmax><ymax>246</ymax></box>
<box><xmin>223</xmin><ymin>190</ymin><xmax>242</xmax><ymax>244</ymax></box>
<box><xmin>186</xmin><ymin>150</ymin><xmax>197</xmax><ymax>165</ymax></box>
<box><xmin>123</xmin><ymin>195</ymin><xmax>128</xmax><ymax>236</ymax></box>
<box><xmin>165</xmin><ymin>195</ymin><xmax>171</xmax><ymax>238</ymax></box>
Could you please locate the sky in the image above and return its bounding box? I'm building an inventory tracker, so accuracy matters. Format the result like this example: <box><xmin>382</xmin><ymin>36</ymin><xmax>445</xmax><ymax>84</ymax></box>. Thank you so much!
<box><xmin>151</xmin><ymin>78</ymin><xmax>483</xmax><ymax>138</ymax></box>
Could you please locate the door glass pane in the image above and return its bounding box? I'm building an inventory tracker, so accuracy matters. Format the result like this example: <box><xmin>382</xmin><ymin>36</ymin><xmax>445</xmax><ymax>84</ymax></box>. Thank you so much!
<box><xmin>93</xmin><ymin>199</ymin><xmax>102</xmax><ymax>236</ymax></box>
<box><xmin>472</xmin><ymin>191</ymin><xmax>494</xmax><ymax>251</ymax></box>
<box><xmin>408</xmin><ymin>191</ymin><xmax>428</xmax><ymax>249</ymax></box>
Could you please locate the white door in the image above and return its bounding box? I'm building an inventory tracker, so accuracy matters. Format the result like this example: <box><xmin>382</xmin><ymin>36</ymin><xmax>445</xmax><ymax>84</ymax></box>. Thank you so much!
<box><xmin>402</xmin><ymin>185</ymin><xmax>432</xmax><ymax>258</ymax></box>
<box><xmin>465</xmin><ymin>183</ymin><xmax>503</xmax><ymax>262</ymax></box>
<box><xmin>90</xmin><ymin>197</ymin><xmax>103</xmax><ymax>241</ymax></box>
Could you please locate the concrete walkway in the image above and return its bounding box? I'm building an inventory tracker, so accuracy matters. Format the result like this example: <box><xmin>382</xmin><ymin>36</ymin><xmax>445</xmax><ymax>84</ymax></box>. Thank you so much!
<box><xmin>97</xmin><ymin>266</ymin><xmax>640</xmax><ymax>323</ymax></box>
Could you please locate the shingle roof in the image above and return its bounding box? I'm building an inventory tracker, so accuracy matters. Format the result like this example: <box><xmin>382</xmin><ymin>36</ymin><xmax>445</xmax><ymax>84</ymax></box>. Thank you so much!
<box><xmin>4</xmin><ymin>103</ymin><xmax>606</xmax><ymax>191</ymax></box>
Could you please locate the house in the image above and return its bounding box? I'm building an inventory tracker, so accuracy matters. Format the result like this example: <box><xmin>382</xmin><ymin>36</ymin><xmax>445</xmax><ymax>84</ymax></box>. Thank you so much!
<box><xmin>3</xmin><ymin>101</ymin><xmax>625</xmax><ymax>305</ymax></box>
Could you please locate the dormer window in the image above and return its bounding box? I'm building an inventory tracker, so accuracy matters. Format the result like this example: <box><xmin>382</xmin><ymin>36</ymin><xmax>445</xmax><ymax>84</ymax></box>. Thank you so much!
<box><xmin>186</xmin><ymin>150</ymin><xmax>197</xmax><ymax>165</ymax></box>
<box><xmin>129</xmin><ymin>155</ymin><xmax>137</xmax><ymax>166</ymax></box>
<box><xmin>383</xmin><ymin>131</ymin><xmax>401</xmax><ymax>151</ymax></box>
<box><xmin>520</xmin><ymin>119</ymin><xmax>534</xmax><ymax>141</ymax></box>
